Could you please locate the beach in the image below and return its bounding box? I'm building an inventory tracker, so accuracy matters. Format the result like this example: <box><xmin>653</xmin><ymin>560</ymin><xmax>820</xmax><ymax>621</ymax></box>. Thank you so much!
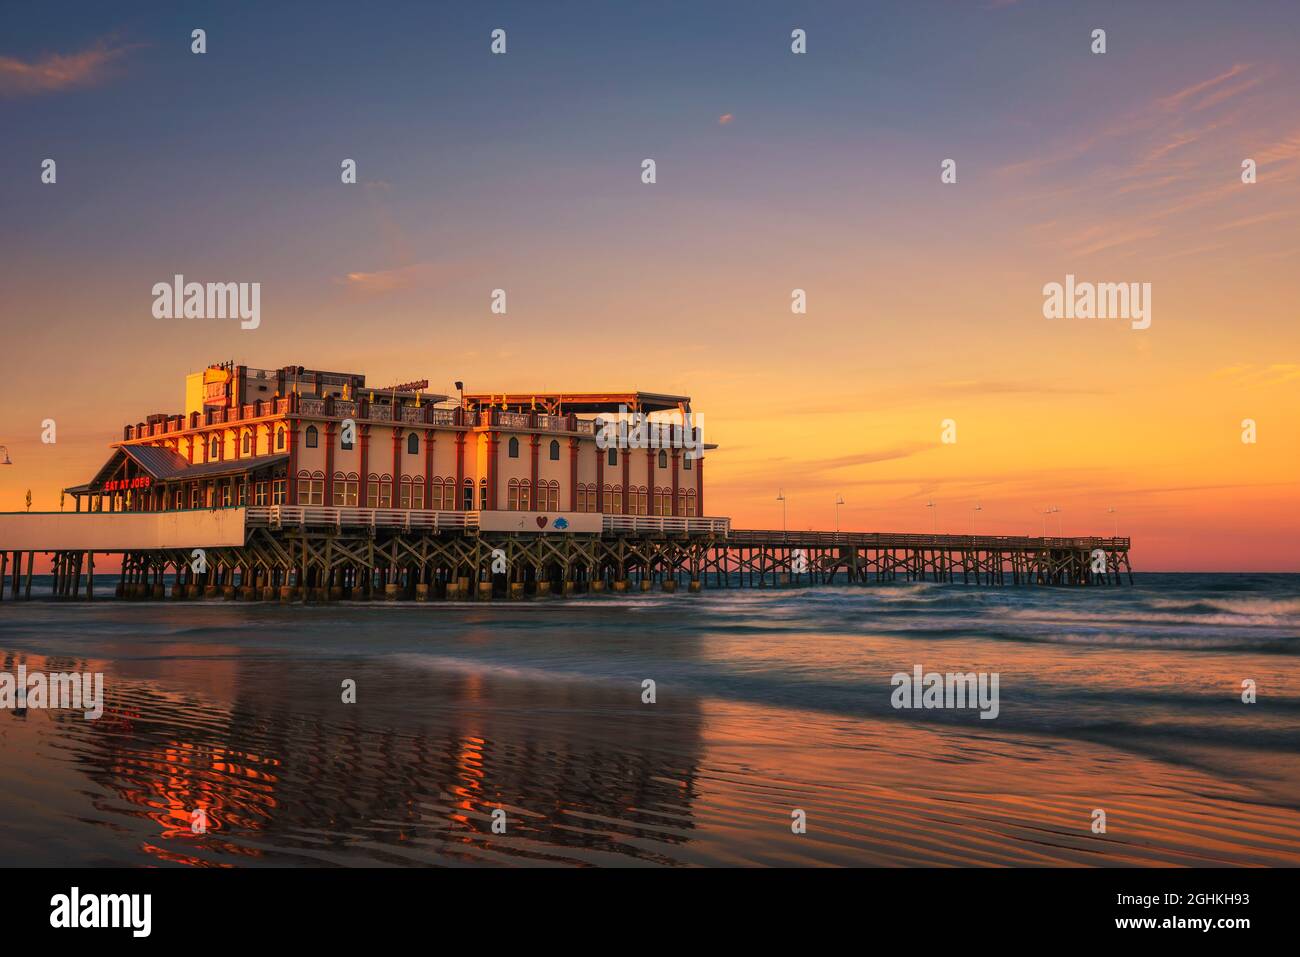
<box><xmin>1</xmin><ymin>573</ymin><xmax>1297</xmax><ymax>867</ymax></box>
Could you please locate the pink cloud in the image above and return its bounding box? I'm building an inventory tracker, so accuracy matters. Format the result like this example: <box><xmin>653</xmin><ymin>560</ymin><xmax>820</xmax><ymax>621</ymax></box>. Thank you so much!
<box><xmin>0</xmin><ymin>40</ymin><xmax>134</xmax><ymax>96</ymax></box>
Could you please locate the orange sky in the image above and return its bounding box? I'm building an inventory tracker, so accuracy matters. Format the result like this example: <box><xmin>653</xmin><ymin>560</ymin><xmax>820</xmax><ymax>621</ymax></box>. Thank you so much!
<box><xmin>1</xmin><ymin>6</ymin><xmax>1298</xmax><ymax>571</ymax></box>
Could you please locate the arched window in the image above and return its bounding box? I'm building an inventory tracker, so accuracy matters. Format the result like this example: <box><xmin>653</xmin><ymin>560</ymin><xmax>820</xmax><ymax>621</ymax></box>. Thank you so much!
<box><xmin>584</xmin><ymin>483</ymin><xmax>597</xmax><ymax>513</ymax></box>
<box><xmin>242</xmin><ymin>432</ymin><xmax>251</xmax><ymax>454</ymax></box>
<box><xmin>463</xmin><ymin>478</ymin><xmax>474</xmax><ymax>511</ymax></box>
<box><xmin>479</xmin><ymin>478</ymin><xmax>488</xmax><ymax>510</ymax></box>
<box><xmin>607</xmin><ymin>448</ymin><xmax>617</xmax><ymax>467</ymax></box>
<box><xmin>306</xmin><ymin>425</ymin><xmax>319</xmax><ymax>448</ymax></box>
<box><xmin>507</xmin><ymin>479</ymin><xmax>521</xmax><ymax>511</ymax></box>
<box><xmin>545</xmin><ymin>480</ymin><xmax>560</xmax><ymax>511</ymax></box>
<box><xmin>407</xmin><ymin>432</ymin><xmax>419</xmax><ymax>456</ymax></box>
<box><xmin>658</xmin><ymin>450</ymin><xmax>668</xmax><ymax>469</ymax></box>
<box><xmin>209</xmin><ymin>436</ymin><xmax>219</xmax><ymax>459</ymax></box>
<box><xmin>635</xmin><ymin>486</ymin><xmax>648</xmax><ymax>515</ymax></box>
<box><xmin>508</xmin><ymin>436</ymin><xmax>520</xmax><ymax>458</ymax></box>
<box><xmin>549</xmin><ymin>439</ymin><xmax>560</xmax><ymax>461</ymax></box>
<box><xmin>333</xmin><ymin>471</ymin><xmax>358</xmax><ymax>507</ymax></box>
<box><xmin>297</xmin><ymin>469</ymin><xmax>324</xmax><ymax>505</ymax></box>
<box><xmin>276</xmin><ymin>428</ymin><xmax>285</xmax><ymax>451</ymax></box>
<box><xmin>686</xmin><ymin>488</ymin><xmax>697</xmax><ymax>517</ymax></box>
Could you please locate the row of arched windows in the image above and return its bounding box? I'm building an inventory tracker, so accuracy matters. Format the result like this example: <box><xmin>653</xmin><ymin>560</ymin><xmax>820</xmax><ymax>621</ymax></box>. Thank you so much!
<box><xmin>294</xmin><ymin>470</ymin><xmax>697</xmax><ymax>515</ymax></box>
<box><xmin>506</xmin><ymin>437</ymin><xmax>563</xmax><ymax>460</ymax></box>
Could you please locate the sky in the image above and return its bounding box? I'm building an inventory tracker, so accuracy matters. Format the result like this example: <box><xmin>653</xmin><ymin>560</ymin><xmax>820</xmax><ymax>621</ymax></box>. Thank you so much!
<box><xmin>1</xmin><ymin>0</ymin><xmax>1297</xmax><ymax>571</ymax></box>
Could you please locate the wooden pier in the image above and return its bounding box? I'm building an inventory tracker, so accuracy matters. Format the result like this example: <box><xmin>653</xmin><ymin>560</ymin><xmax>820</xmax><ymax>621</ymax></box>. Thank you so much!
<box><xmin>0</xmin><ymin>506</ymin><xmax>1132</xmax><ymax>603</ymax></box>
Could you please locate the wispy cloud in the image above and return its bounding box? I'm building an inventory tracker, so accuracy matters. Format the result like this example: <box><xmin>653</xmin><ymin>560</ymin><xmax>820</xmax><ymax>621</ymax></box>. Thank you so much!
<box><xmin>0</xmin><ymin>39</ymin><xmax>135</xmax><ymax>96</ymax></box>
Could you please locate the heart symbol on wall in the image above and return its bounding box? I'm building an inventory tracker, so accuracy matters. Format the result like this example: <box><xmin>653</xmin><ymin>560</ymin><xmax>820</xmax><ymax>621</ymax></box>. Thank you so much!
<box><xmin>536</xmin><ymin>516</ymin><xmax>548</xmax><ymax>528</ymax></box>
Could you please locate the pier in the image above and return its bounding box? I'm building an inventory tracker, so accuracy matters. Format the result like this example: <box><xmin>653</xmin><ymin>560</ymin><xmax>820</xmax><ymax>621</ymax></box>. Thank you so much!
<box><xmin>0</xmin><ymin>505</ymin><xmax>1132</xmax><ymax>602</ymax></box>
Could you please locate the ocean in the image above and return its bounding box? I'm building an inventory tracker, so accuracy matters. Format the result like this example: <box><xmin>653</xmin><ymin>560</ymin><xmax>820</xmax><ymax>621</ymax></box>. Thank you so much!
<box><xmin>1</xmin><ymin>573</ymin><xmax>1297</xmax><ymax>867</ymax></box>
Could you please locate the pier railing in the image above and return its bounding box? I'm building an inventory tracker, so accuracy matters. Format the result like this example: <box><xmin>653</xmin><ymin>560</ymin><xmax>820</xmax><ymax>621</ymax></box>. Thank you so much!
<box><xmin>245</xmin><ymin>506</ymin><xmax>731</xmax><ymax>537</ymax></box>
<box><xmin>246</xmin><ymin>506</ymin><xmax>477</xmax><ymax>531</ymax></box>
<box><xmin>726</xmin><ymin>529</ymin><xmax>1130</xmax><ymax>550</ymax></box>
<box><xmin>602</xmin><ymin>514</ymin><xmax>730</xmax><ymax>536</ymax></box>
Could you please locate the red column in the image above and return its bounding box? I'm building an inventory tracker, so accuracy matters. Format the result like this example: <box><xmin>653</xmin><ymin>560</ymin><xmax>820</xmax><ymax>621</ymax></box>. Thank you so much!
<box><xmin>424</xmin><ymin>429</ymin><xmax>435</xmax><ymax>509</ymax></box>
<box><xmin>697</xmin><ymin>458</ymin><xmax>704</xmax><ymax>515</ymax></box>
<box><xmin>595</xmin><ymin>443</ymin><xmax>604</xmax><ymax>511</ymax></box>
<box><xmin>671</xmin><ymin>449</ymin><xmax>680</xmax><ymax>516</ymax></box>
<box><xmin>529</xmin><ymin>435</ymin><xmax>539</xmax><ymax>509</ymax></box>
<box><xmin>646</xmin><ymin>450</ymin><xmax>654</xmax><ymax>515</ymax></box>
<box><xmin>391</xmin><ymin>427</ymin><xmax>402</xmax><ymax>508</ymax></box>
<box><xmin>621</xmin><ymin>451</ymin><xmax>630</xmax><ymax>514</ymax></box>
<box><xmin>486</xmin><ymin>432</ymin><xmax>500</xmax><ymax>510</ymax></box>
<box><xmin>359</xmin><ymin>426</ymin><xmax>371</xmax><ymax>506</ymax></box>
<box><xmin>568</xmin><ymin>438</ymin><xmax>579</xmax><ymax>511</ymax></box>
<box><xmin>455</xmin><ymin>432</ymin><xmax>466</xmax><ymax>509</ymax></box>
<box><xmin>286</xmin><ymin>419</ymin><xmax>299</xmax><ymax>504</ymax></box>
<box><xmin>324</xmin><ymin>423</ymin><xmax>336</xmax><ymax>505</ymax></box>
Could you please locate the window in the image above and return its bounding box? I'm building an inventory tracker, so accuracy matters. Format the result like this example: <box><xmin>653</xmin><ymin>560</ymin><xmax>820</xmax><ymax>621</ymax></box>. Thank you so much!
<box><xmin>297</xmin><ymin>474</ymin><xmax>324</xmax><ymax>505</ymax></box>
<box><xmin>605</xmin><ymin>484</ymin><xmax>622</xmax><ymax>514</ymax></box>
<box><xmin>549</xmin><ymin>439</ymin><xmax>560</xmax><ymax>461</ymax></box>
<box><xmin>276</xmin><ymin>428</ymin><xmax>285</xmax><ymax>451</ymax></box>
<box><xmin>654</xmin><ymin>487</ymin><xmax>670</xmax><ymax>516</ymax></box>
<box><xmin>407</xmin><ymin>433</ymin><xmax>419</xmax><ymax>456</ymax></box>
<box><xmin>237</xmin><ymin>483</ymin><xmax>247</xmax><ymax>506</ymax></box>
<box><xmin>686</xmin><ymin>489</ymin><xmax>697</xmax><ymax>517</ymax></box>
<box><xmin>479</xmin><ymin>479</ymin><xmax>488</xmax><ymax>510</ymax></box>
<box><xmin>463</xmin><ymin>479</ymin><xmax>474</xmax><ymax>511</ymax></box>
<box><xmin>255</xmin><ymin>482</ymin><xmax>269</xmax><ymax>506</ymax></box>
<box><xmin>242</xmin><ymin>432</ymin><xmax>251</xmax><ymax>454</ymax></box>
<box><xmin>607</xmin><ymin>448</ymin><xmax>617</xmax><ymax>467</ymax></box>
<box><xmin>333</xmin><ymin>473</ymin><xmax>358</xmax><ymax>507</ymax></box>
<box><xmin>341</xmin><ymin>432</ymin><xmax>353</xmax><ymax>451</ymax></box>
<box><xmin>209</xmin><ymin>436</ymin><xmax>219</xmax><ymax>459</ymax></box>
<box><xmin>508</xmin><ymin>436</ymin><xmax>520</xmax><ymax>458</ymax></box>
<box><xmin>221</xmin><ymin>485</ymin><xmax>233</xmax><ymax>508</ymax></box>
<box><xmin>684</xmin><ymin>456</ymin><xmax>692</xmax><ymax>471</ymax></box>
<box><xmin>585</xmin><ymin>484</ymin><xmax>597</xmax><ymax>513</ymax></box>
<box><xmin>544</xmin><ymin>480</ymin><xmax>559</xmax><ymax>511</ymax></box>
<box><xmin>658</xmin><ymin>450</ymin><xmax>668</xmax><ymax>469</ymax></box>
<box><xmin>507</xmin><ymin>479</ymin><xmax>520</xmax><ymax>511</ymax></box>
<box><xmin>272</xmin><ymin>479</ymin><xmax>287</xmax><ymax>504</ymax></box>
<box><xmin>634</xmin><ymin>486</ymin><xmax>648</xmax><ymax>515</ymax></box>
<box><xmin>190</xmin><ymin>487</ymin><xmax>202</xmax><ymax>509</ymax></box>
<box><xmin>305</xmin><ymin>426</ymin><xmax>318</xmax><ymax>448</ymax></box>
<box><xmin>400</xmin><ymin>478</ymin><xmax>424</xmax><ymax>509</ymax></box>
<box><xmin>174</xmin><ymin>490</ymin><xmax>183</xmax><ymax>510</ymax></box>
<box><xmin>442</xmin><ymin>477</ymin><xmax>456</xmax><ymax>510</ymax></box>
<box><xmin>366</xmin><ymin>476</ymin><xmax>392</xmax><ymax>509</ymax></box>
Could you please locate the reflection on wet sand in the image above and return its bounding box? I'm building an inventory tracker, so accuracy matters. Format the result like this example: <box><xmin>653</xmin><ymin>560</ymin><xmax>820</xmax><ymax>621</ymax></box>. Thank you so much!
<box><xmin>3</xmin><ymin>650</ymin><xmax>706</xmax><ymax>866</ymax></box>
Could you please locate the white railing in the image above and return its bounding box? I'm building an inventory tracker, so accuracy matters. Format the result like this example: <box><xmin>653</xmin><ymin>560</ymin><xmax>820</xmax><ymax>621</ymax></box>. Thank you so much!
<box><xmin>602</xmin><ymin>514</ymin><xmax>730</xmax><ymax>536</ymax></box>
<box><xmin>246</xmin><ymin>506</ymin><xmax>477</xmax><ymax>531</ymax></box>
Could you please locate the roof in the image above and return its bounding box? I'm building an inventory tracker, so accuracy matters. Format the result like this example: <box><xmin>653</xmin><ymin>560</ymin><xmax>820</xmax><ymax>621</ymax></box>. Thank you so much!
<box><xmin>463</xmin><ymin>391</ymin><xmax>691</xmax><ymax>414</ymax></box>
<box><xmin>78</xmin><ymin>447</ymin><xmax>290</xmax><ymax>491</ymax></box>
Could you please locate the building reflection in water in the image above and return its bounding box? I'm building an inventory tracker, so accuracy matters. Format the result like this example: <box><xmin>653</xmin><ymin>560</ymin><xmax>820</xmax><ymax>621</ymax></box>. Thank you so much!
<box><xmin>8</xmin><ymin>650</ymin><xmax>706</xmax><ymax>866</ymax></box>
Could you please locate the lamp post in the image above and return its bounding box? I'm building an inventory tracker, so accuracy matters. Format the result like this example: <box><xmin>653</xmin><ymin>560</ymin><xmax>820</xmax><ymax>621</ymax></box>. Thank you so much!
<box><xmin>926</xmin><ymin>500</ymin><xmax>936</xmax><ymax>535</ymax></box>
<box><xmin>835</xmin><ymin>494</ymin><xmax>845</xmax><ymax>534</ymax></box>
<box><xmin>971</xmin><ymin>502</ymin><xmax>982</xmax><ymax>539</ymax></box>
<box><xmin>776</xmin><ymin>489</ymin><xmax>787</xmax><ymax>538</ymax></box>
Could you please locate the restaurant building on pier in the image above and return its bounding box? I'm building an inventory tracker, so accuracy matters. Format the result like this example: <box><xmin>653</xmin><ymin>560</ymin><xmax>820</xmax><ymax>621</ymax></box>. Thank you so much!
<box><xmin>63</xmin><ymin>363</ymin><xmax>710</xmax><ymax>522</ymax></box>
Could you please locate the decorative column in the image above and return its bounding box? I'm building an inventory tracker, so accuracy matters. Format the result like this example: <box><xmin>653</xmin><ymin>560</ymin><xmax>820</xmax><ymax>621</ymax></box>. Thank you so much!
<box><xmin>359</xmin><ymin>426</ymin><xmax>371</xmax><ymax>507</ymax></box>
<box><xmin>455</xmin><ymin>432</ymin><xmax>466</xmax><ymax>509</ymax></box>
<box><xmin>529</xmin><ymin>435</ymin><xmax>540</xmax><ymax>509</ymax></box>
<box><xmin>286</xmin><ymin>419</ymin><xmax>299</xmax><ymax>504</ymax></box>
<box><xmin>568</xmin><ymin>438</ymin><xmax>579</xmax><ymax>511</ymax></box>
<box><xmin>424</xmin><ymin>429</ymin><xmax>435</xmax><ymax>508</ymax></box>
<box><xmin>697</xmin><ymin>458</ymin><xmax>704</xmax><ymax>515</ymax></box>
<box><xmin>621</xmin><ymin>450</ymin><xmax>630</xmax><ymax>514</ymax></box>
<box><xmin>324</xmin><ymin>423</ymin><xmax>337</xmax><ymax>505</ymax></box>
<box><xmin>671</xmin><ymin>449</ymin><xmax>680</xmax><ymax>516</ymax></box>
<box><xmin>486</xmin><ymin>432</ymin><xmax>500</xmax><ymax>510</ymax></box>
<box><xmin>391</xmin><ymin>426</ymin><xmax>402</xmax><ymax>508</ymax></box>
<box><xmin>595</xmin><ymin>443</ymin><xmax>604</xmax><ymax>511</ymax></box>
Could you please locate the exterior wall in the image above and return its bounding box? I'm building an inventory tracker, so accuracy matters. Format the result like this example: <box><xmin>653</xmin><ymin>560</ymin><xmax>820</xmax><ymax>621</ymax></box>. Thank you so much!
<box><xmin>98</xmin><ymin>390</ymin><xmax>710</xmax><ymax>517</ymax></box>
